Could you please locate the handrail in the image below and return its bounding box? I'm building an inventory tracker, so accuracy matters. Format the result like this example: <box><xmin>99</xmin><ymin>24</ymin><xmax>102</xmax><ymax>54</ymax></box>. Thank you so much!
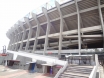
<box><xmin>19</xmin><ymin>51</ymin><xmax>58</xmax><ymax>59</ymax></box>
<box><xmin>89</xmin><ymin>54</ymin><xmax>98</xmax><ymax>78</ymax></box>
<box><xmin>7</xmin><ymin>50</ymin><xmax>66</xmax><ymax>66</ymax></box>
<box><xmin>54</xmin><ymin>61</ymin><xmax>68</xmax><ymax>78</ymax></box>
<box><xmin>89</xmin><ymin>66</ymin><xmax>98</xmax><ymax>78</ymax></box>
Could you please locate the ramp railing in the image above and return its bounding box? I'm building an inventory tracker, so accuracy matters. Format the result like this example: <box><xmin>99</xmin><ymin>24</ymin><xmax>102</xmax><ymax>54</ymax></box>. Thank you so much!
<box><xmin>89</xmin><ymin>54</ymin><xmax>99</xmax><ymax>78</ymax></box>
<box><xmin>54</xmin><ymin>61</ymin><xmax>68</xmax><ymax>78</ymax></box>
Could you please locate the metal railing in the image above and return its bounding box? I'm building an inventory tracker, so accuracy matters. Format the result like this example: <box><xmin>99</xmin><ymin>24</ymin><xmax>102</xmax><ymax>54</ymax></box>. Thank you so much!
<box><xmin>54</xmin><ymin>61</ymin><xmax>68</xmax><ymax>78</ymax></box>
<box><xmin>89</xmin><ymin>54</ymin><xmax>99</xmax><ymax>78</ymax></box>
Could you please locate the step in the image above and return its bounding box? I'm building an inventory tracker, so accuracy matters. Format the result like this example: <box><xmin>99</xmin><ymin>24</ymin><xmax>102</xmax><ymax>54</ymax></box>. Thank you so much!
<box><xmin>67</xmin><ymin>66</ymin><xmax>93</xmax><ymax>69</ymax></box>
<box><xmin>68</xmin><ymin>65</ymin><xmax>93</xmax><ymax>68</ymax></box>
<box><xmin>66</xmin><ymin>69</ymin><xmax>92</xmax><ymax>73</ymax></box>
<box><xmin>63</xmin><ymin>72</ymin><xmax>89</xmax><ymax>77</ymax></box>
<box><xmin>59</xmin><ymin>74</ymin><xmax>88</xmax><ymax>78</ymax></box>
<box><xmin>66</xmin><ymin>68</ymin><xmax>92</xmax><ymax>72</ymax></box>
<box><xmin>67</xmin><ymin>67</ymin><xmax>92</xmax><ymax>70</ymax></box>
<box><xmin>59</xmin><ymin>65</ymin><xmax>93</xmax><ymax>78</ymax></box>
<box><xmin>67</xmin><ymin>67</ymin><xmax>92</xmax><ymax>71</ymax></box>
<box><xmin>65</xmin><ymin>70</ymin><xmax>91</xmax><ymax>74</ymax></box>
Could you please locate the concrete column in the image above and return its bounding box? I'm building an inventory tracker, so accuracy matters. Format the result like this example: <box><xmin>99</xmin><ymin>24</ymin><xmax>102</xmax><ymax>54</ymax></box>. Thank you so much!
<box><xmin>19</xmin><ymin>21</ymin><xmax>26</xmax><ymax>51</ymax></box>
<box><xmin>13</xmin><ymin>34</ymin><xmax>17</xmax><ymax>44</ymax></box>
<box><xmin>97</xmin><ymin>0</ymin><xmax>104</xmax><ymax>47</ymax></box>
<box><xmin>13</xmin><ymin>27</ymin><xmax>18</xmax><ymax>44</ymax></box>
<box><xmin>24</xmin><ymin>17</ymin><xmax>33</xmax><ymax>51</ymax></box>
<box><xmin>20</xmin><ymin>33</ymin><xmax>23</xmax><ymax>41</ymax></box>
<box><xmin>17</xmin><ymin>33</ymin><xmax>20</xmax><ymax>42</ymax></box>
<box><xmin>13</xmin><ymin>25</ymin><xmax>19</xmax><ymax>51</ymax></box>
<box><xmin>8</xmin><ymin>28</ymin><xmax>16</xmax><ymax>51</ymax></box>
<box><xmin>6</xmin><ymin>32</ymin><xmax>10</xmax><ymax>49</ymax></box>
<box><xmin>15</xmin><ymin>33</ymin><xmax>19</xmax><ymax>43</ymax></box>
<box><xmin>14</xmin><ymin>24</ymin><xmax>21</xmax><ymax>51</ymax></box>
<box><xmin>32</xmin><ymin>13</ymin><xmax>41</xmax><ymax>53</ymax></box>
<box><xmin>8</xmin><ymin>34</ymin><xmax>11</xmax><ymax>45</ymax></box>
<box><xmin>10</xmin><ymin>30</ymin><xmax>14</xmax><ymax>45</ymax></box>
<box><xmin>9</xmin><ymin>32</ymin><xmax>14</xmax><ymax>50</ymax></box>
<box><xmin>74</xmin><ymin>0</ymin><xmax>81</xmax><ymax>55</ymax></box>
<box><xmin>11</xmin><ymin>35</ymin><xmax>16</xmax><ymax>51</ymax></box>
<box><xmin>42</xmin><ymin>7</ymin><xmax>51</xmax><ymax>55</ymax></box>
<box><xmin>11</xmin><ymin>27</ymin><xmax>17</xmax><ymax>51</ymax></box>
<box><xmin>14</xmin><ymin>35</ymin><xmax>19</xmax><ymax>51</ymax></box>
<box><xmin>6</xmin><ymin>32</ymin><xmax>11</xmax><ymax>50</ymax></box>
<box><xmin>9</xmin><ymin>36</ymin><xmax>13</xmax><ymax>50</ymax></box>
<box><xmin>55</xmin><ymin>1</ymin><xmax>64</xmax><ymax>58</ymax></box>
<box><xmin>17</xmin><ymin>32</ymin><xmax>22</xmax><ymax>42</ymax></box>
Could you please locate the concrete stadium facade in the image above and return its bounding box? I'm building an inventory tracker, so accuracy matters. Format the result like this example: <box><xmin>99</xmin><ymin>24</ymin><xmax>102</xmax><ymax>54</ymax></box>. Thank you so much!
<box><xmin>6</xmin><ymin>0</ymin><xmax>104</xmax><ymax>57</ymax></box>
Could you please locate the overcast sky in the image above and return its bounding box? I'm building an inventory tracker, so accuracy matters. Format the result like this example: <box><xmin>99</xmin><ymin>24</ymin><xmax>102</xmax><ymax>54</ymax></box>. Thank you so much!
<box><xmin>0</xmin><ymin>0</ymin><xmax>68</xmax><ymax>51</ymax></box>
<box><xmin>0</xmin><ymin>0</ymin><xmax>50</xmax><ymax>50</ymax></box>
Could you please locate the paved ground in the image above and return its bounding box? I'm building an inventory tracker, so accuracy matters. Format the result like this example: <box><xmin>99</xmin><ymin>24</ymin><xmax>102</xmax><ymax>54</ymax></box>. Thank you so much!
<box><xmin>0</xmin><ymin>65</ymin><xmax>52</xmax><ymax>78</ymax></box>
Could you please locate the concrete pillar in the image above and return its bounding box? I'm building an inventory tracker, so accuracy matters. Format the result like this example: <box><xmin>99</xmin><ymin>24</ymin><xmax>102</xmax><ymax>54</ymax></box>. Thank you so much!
<box><xmin>14</xmin><ymin>24</ymin><xmax>21</xmax><ymax>51</ymax></box>
<box><xmin>6</xmin><ymin>33</ymin><xmax>10</xmax><ymax>50</ymax></box>
<box><xmin>11</xmin><ymin>27</ymin><xmax>17</xmax><ymax>51</ymax></box>
<box><xmin>15</xmin><ymin>36</ymin><xmax>19</xmax><ymax>51</ymax></box>
<box><xmin>6</xmin><ymin>31</ymin><xmax>11</xmax><ymax>50</ymax></box>
<box><xmin>9</xmin><ymin>32</ymin><xmax>14</xmax><ymax>50</ymax></box>
<box><xmin>17</xmin><ymin>33</ymin><xmax>20</xmax><ymax>42</ymax></box>
<box><xmin>9</xmin><ymin>36</ymin><xmax>13</xmax><ymax>50</ymax></box>
<box><xmin>42</xmin><ymin>7</ymin><xmax>51</xmax><ymax>55</ymax></box>
<box><xmin>74</xmin><ymin>0</ymin><xmax>81</xmax><ymax>55</ymax></box>
<box><xmin>20</xmin><ymin>33</ymin><xmax>23</xmax><ymax>41</ymax></box>
<box><xmin>24</xmin><ymin>17</ymin><xmax>33</xmax><ymax>51</ymax></box>
<box><xmin>55</xmin><ymin>1</ymin><xmax>64</xmax><ymax>58</ymax></box>
<box><xmin>11</xmin><ymin>36</ymin><xmax>15</xmax><ymax>51</ymax></box>
<box><xmin>13</xmin><ymin>33</ymin><xmax>17</xmax><ymax>44</ymax></box>
<box><xmin>15</xmin><ymin>33</ymin><xmax>19</xmax><ymax>43</ymax></box>
<box><xmin>13</xmin><ymin>28</ymin><xmax>19</xmax><ymax>45</ymax></box>
<box><xmin>97</xmin><ymin>0</ymin><xmax>104</xmax><ymax>48</ymax></box>
<box><xmin>10</xmin><ymin>30</ymin><xmax>13</xmax><ymax>45</ymax></box>
<box><xmin>32</xmin><ymin>13</ymin><xmax>41</xmax><ymax>53</ymax></box>
<box><xmin>13</xmin><ymin>25</ymin><xmax>18</xmax><ymax>51</ymax></box>
<box><xmin>19</xmin><ymin>21</ymin><xmax>26</xmax><ymax>51</ymax></box>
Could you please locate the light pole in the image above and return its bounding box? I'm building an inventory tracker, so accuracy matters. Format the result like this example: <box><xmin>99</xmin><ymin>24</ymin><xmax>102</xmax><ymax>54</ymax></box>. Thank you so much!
<box><xmin>2</xmin><ymin>45</ymin><xmax>7</xmax><ymax>71</ymax></box>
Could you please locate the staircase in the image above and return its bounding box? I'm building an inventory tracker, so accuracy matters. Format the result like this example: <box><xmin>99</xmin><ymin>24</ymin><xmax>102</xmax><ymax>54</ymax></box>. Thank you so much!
<box><xmin>59</xmin><ymin>65</ymin><xmax>93</xmax><ymax>78</ymax></box>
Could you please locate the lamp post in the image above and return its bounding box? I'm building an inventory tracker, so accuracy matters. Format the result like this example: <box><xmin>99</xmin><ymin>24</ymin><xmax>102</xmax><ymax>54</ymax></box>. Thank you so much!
<box><xmin>2</xmin><ymin>45</ymin><xmax>6</xmax><ymax>54</ymax></box>
<box><xmin>3</xmin><ymin>45</ymin><xmax>7</xmax><ymax>71</ymax></box>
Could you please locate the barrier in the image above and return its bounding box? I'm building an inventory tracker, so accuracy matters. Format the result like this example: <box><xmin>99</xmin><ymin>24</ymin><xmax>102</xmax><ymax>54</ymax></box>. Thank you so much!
<box><xmin>89</xmin><ymin>54</ymin><xmax>98</xmax><ymax>78</ymax></box>
<box><xmin>54</xmin><ymin>61</ymin><xmax>68</xmax><ymax>78</ymax></box>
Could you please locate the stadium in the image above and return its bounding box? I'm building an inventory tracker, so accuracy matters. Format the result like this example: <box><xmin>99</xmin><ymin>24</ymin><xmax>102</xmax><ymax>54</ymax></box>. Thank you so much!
<box><xmin>0</xmin><ymin>0</ymin><xmax>103</xmax><ymax>78</ymax></box>
<box><xmin>6</xmin><ymin>0</ymin><xmax>104</xmax><ymax>57</ymax></box>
